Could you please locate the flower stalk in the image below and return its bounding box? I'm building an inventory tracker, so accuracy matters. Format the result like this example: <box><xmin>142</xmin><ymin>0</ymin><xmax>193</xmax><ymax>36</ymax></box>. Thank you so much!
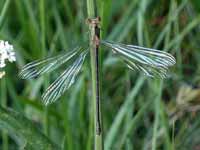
<box><xmin>0</xmin><ymin>40</ymin><xmax>15</xmax><ymax>150</ymax></box>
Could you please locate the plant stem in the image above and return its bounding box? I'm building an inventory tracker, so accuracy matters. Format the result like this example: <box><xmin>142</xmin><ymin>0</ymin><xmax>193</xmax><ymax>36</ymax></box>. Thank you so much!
<box><xmin>1</xmin><ymin>77</ymin><xmax>8</xmax><ymax>150</ymax></box>
<box><xmin>39</xmin><ymin>0</ymin><xmax>49</xmax><ymax>136</ymax></box>
<box><xmin>87</xmin><ymin>0</ymin><xmax>95</xmax><ymax>17</ymax></box>
<box><xmin>87</xmin><ymin>0</ymin><xmax>103</xmax><ymax>150</ymax></box>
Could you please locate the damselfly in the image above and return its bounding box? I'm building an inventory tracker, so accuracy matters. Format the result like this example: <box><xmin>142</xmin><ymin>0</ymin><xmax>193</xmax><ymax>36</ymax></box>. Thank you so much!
<box><xmin>19</xmin><ymin>17</ymin><xmax>176</xmax><ymax>105</ymax></box>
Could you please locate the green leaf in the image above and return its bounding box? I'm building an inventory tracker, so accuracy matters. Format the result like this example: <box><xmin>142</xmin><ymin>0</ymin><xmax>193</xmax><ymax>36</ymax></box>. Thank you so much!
<box><xmin>0</xmin><ymin>106</ymin><xmax>60</xmax><ymax>150</ymax></box>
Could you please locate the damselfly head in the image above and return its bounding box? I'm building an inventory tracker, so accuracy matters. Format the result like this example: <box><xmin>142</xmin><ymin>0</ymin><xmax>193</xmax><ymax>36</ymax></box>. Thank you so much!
<box><xmin>86</xmin><ymin>16</ymin><xmax>101</xmax><ymax>27</ymax></box>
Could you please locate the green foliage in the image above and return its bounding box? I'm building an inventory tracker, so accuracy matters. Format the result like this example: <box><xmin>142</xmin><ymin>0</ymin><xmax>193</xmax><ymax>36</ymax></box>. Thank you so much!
<box><xmin>0</xmin><ymin>106</ymin><xmax>59</xmax><ymax>150</ymax></box>
<box><xmin>0</xmin><ymin>0</ymin><xmax>200</xmax><ymax>149</ymax></box>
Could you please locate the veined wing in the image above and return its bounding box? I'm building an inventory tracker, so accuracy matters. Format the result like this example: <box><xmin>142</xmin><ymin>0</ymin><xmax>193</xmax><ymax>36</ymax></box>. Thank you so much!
<box><xmin>42</xmin><ymin>50</ymin><xmax>88</xmax><ymax>105</ymax></box>
<box><xmin>101</xmin><ymin>40</ymin><xmax>176</xmax><ymax>78</ymax></box>
<box><xmin>19</xmin><ymin>47</ymin><xmax>82</xmax><ymax>79</ymax></box>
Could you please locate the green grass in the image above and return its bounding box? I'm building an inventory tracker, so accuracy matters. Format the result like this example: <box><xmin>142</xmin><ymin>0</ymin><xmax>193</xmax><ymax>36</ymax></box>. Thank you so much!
<box><xmin>0</xmin><ymin>0</ymin><xmax>200</xmax><ymax>149</ymax></box>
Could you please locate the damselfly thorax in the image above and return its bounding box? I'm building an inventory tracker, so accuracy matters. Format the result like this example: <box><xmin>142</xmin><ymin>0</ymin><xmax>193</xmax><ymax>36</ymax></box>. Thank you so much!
<box><xmin>86</xmin><ymin>17</ymin><xmax>101</xmax><ymax>47</ymax></box>
<box><xmin>19</xmin><ymin>17</ymin><xmax>176</xmax><ymax>105</ymax></box>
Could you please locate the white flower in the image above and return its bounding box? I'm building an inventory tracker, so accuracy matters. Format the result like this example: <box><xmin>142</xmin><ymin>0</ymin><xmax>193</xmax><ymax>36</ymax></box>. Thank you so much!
<box><xmin>0</xmin><ymin>40</ymin><xmax>16</xmax><ymax>79</ymax></box>
<box><xmin>0</xmin><ymin>71</ymin><xmax>5</xmax><ymax>79</ymax></box>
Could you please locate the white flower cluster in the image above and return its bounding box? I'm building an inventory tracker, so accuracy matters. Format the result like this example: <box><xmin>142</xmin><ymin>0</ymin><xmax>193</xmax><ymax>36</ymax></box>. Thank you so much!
<box><xmin>0</xmin><ymin>71</ymin><xmax>5</xmax><ymax>78</ymax></box>
<box><xmin>0</xmin><ymin>40</ymin><xmax>16</xmax><ymax>79</ymax></box>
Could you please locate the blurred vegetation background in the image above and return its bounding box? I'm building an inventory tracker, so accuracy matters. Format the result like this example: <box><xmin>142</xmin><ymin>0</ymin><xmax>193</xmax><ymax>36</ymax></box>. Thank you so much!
<box><xmin>0</xmin><ymin>0</ymin><xmax>200</xmax><ymax>149</ymax></box>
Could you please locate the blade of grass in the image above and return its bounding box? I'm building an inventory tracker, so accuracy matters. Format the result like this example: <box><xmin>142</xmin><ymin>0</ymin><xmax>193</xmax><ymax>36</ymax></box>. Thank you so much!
<box><xmin>137</xmin><ymin>0</ymin><xmax>149</xmax><ymax>46</ymax></box>
<box><xmin>15</xmin><ymin>0</ymin><xmax>40</xmax><ymax>58</ymax></box>
<box><xmin>104</xmin><ymin>77</ymin><xmax>145</xmax><ymax>150</ymax></box>
<box><xmin>0</xmin><ymin>0</ymin><xmax>10</xmax><ymax>29</ymax></box>
<box><xmin>0</xmin><ymin>106</ymin><xmax>60</xmax><ymax>149</ymax></box>
<box><xmin>107</xmin><ymin>0</ymin><xmax>139</xmax><ymax>41</ymax></box>
<box><xmin>52</xmin><ymin>3</ymin><xmax>68</xmax><ymax>49</ymax></box>
<box><xmin>166</xmin><ymin>14</ymin><xmax>200</xmax><ymax>50</ymax></box>
<box><xmin>118</xmin><ymin>98</ymin><xmax>152</xmax><ymax>149</ymax></box>
<box><xmin>154</xmin><ymin>0</ymin><xmax>188</xmax><ymax>48</ymax></box>
<box><xmin>159</xmin><ymin>100</ymin><xmax>173</xmax><ymax>150</ymax></box>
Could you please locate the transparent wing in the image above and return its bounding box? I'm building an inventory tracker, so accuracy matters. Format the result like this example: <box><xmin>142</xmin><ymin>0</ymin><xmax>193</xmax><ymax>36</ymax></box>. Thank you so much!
<box><xmin>42</xmin><ymin>50</ymin><xmax>88</xmax><ymax>105</ymax></box>
<box><xmin>101</xmin><ymin>40</ymin><xmax>176</xmax><ymax>78</ymax></box>
<box><xmin>19</xmin><ymin>47</ymin><xmax>82</xmax><ymax>79</ymax></box>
